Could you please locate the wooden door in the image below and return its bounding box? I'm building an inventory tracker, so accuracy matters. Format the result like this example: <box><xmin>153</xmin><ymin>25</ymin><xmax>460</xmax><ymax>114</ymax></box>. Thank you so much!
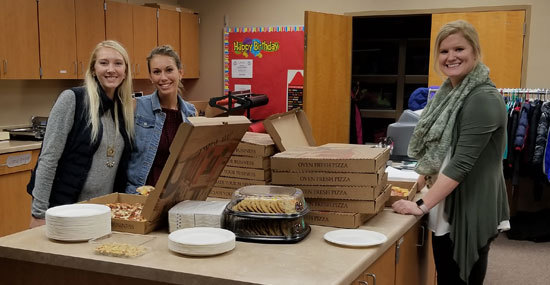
<box><xmin>304</xmin><ymin>11</ymin><xmax>352</xmax><ymax>145</ymax></box>
<box><xmin>428</xmin><ymin>10</ymin><xmax>525</xmax><ymax>88</ymax></box>
<box><xmin>158</xmin><ymin>9</ymin><xmax>181</xmax><ymax>55</ymax></box>
<box><xmin>180</xmin><ymin>12</ymin><xmax>199</xmax><ymax>78</ymax></box>
<box><xmin>0</xmin><ymin>0</ymin><xmax>40</xmax><ymax>79</ymax></box>
<box><xmin>105</xmin><ymin>1</ymin><xmax>134</xmax><ymax>67</ymax></box>
<box><xmin>353</xmin><ymin>245</ymin><xmax>396</xmax><ymax>285</ymax></box>
<box><xmin>0</xmin><ymin>150</ymin><xmax>39</xmax><ymax>237</ymax></box>
<box><xmin>39</xmin><ymin>0</ymin><xmax>77</xmax><ymax>79</ymax></box>
<box><xmin>75</xmin><ymin>0</ymin><xmax>105</xmax><ymax>79</ymax></box>
<box><xmin>133</xmin><ymin>5</ymin><xmax>158</xmax><ymax>79</ymax></box>
<box><xmin>395</xmin><ymin>221</ymin><xmax>422</xmax><ymax>285</ymax></box>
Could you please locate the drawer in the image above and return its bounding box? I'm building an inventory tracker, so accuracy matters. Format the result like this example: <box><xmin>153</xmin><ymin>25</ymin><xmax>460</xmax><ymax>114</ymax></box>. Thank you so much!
<box><xmin>0</xmin><ymin>150</ymin><xmax>39</xmax><ymax>176</ymax></box>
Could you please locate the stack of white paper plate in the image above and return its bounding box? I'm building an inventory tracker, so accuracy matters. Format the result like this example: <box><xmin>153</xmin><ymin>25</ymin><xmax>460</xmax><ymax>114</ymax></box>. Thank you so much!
<box><xmin>45</xmin><ymin>204</ymin><xmax>111</xmax><ymax>241</ymax></box>
<box><xmin>168</xmin><ymin>227</ymin><xmax>236</xmax><ymax>256</ymax></box>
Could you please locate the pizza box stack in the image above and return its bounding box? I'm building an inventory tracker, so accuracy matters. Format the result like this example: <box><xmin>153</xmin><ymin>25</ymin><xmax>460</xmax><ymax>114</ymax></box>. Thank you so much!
<box><xmin>208</xmin><ymin>132</ymin><xmax>277</xmax><ymax>199</ymax></box>
<box><xmin>264</xmin><ymin>109</ymin><xmax>391</xmax><ymax>229</ymax></box>
<box><xmin>84</xmin><ymin>116</ymin><xmax>251</xmax><ymax>234</ymax></box>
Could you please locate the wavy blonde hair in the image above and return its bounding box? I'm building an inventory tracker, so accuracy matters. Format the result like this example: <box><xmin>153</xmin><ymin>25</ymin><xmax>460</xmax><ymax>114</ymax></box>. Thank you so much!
<box><xmin>84</xmin><ymin>40</ymin><xmax>134</xmax><ymax>143</ymax></box>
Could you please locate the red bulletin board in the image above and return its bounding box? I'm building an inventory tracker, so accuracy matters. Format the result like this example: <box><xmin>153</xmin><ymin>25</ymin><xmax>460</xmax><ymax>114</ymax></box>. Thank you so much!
<box><xmin>224</xmin><ymin>26</ymin><xmax>304</xmax><ymax>121</ymax></box>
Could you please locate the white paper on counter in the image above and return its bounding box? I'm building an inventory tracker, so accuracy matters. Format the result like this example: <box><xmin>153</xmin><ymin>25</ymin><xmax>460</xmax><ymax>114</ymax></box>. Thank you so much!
<box><xmin>386</xmin><ymin>166</ymin><xmax>419</xmax><ymax>182</ymax></box>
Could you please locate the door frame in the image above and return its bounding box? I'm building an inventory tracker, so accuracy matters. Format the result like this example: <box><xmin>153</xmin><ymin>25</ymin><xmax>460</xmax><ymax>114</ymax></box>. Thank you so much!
<box><xmin>345</xmin><ymin>5</ymin><xmax>531</xmax><ymax>87</ymax></box>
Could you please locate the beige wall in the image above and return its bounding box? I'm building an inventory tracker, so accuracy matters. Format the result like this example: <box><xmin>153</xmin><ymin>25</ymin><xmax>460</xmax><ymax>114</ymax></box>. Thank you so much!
<box><xmin>179</xmin><ymin>0</ymin><xmax>550</xmax><ymax>101</ymax></box>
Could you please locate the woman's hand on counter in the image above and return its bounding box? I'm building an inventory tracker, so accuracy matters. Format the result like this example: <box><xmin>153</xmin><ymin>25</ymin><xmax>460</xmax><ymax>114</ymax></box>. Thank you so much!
<box><xmin>29</xmin><ymin>216</ymin><xmax>46</xmax><ymax>228</ymax></box>
<box><xmin>392</xmin><ymin>200</ymin><xmax>424</xmax><ymax>216</ymax></box>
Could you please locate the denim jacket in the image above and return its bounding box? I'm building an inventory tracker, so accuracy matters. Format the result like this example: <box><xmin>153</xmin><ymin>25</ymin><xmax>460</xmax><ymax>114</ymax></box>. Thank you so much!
<box><xmin>126</xmin><ymin>91</ymin><xmax>196</xmax><ymax>194</ymax></box>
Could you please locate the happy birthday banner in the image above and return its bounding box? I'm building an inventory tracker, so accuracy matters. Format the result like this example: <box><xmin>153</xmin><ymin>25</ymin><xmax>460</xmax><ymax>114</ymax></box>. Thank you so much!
<box><xmin>224</xmin><ymin>25</ymin><xmax>304</xmax><ymax>121</ymax></box>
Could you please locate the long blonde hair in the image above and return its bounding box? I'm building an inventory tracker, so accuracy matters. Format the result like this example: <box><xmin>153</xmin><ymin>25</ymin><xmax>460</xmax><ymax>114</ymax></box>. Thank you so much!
<box><xmin>84</xmin><ymin>40</ymin><xmax>134</xmax><ymax>143</ymax></box>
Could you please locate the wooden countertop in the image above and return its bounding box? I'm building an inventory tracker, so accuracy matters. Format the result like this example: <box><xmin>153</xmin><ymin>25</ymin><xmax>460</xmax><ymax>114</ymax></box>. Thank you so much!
<box><xmin>0</xmin><ymin>208</ymin><xmax>420</xmax><ymax>285</ymax></box>
<box><xmin>0</xmin><ymin>140</ymin><xmax>41</xmax><ymax>154</ymax></box>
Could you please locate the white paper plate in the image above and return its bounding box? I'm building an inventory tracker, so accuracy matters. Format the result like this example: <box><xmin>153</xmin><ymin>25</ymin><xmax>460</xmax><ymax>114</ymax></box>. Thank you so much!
<box><xmin>168</xmin><ymin>227</ymin><xmax>236</xmax><ymax>256</ymax></box>
<box><xmin>324</xmin><ymin>229</ymin><xmax>387</xmax><ymax>247</ymax></box>
<box><xmin>169</xmin><ymin>227</ymin><xmax>235</xmax><ymax>245</ymax></box>
<box><xmin>45</xmin><ymin>204</ymin><xmax>111</xmax><ymax>241</ymax></box>
<box><xmin>46</xmin><ymin>204</ymin><xmax>110</xmax><ymax>218</ymax></box>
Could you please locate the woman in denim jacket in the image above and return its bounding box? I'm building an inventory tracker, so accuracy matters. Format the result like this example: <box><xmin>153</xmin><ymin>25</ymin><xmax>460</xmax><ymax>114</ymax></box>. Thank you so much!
<box><xmin>126</xmin><ymin>45</ymin><xmax>196</xmax><ymax>194</ymax></box>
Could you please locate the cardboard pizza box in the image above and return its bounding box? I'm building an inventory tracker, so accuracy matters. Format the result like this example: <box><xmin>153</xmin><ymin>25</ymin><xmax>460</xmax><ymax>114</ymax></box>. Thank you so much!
<box><xmin>272</xmin><ymin>164</ymin><xmax>386</xmax><ymax>187</ymax></box>
<box><xmin>233</xmin><ymin>132</ymin><xmax>276</xmax><ymax>157</ymax></box>
<box><xmin>214</xmin><ymin>176</ymin><xmax>270</xmax><ymax>189</ymax></box>
<box><xmin>298</xmin><ymin>172</ymin><xmax>388</xmax><ymax>200</ymax></box>
<box><xmin>306</xmin><ymin>184</ymin><xmax>391</xmax><ymax>214</ymax></box>
<box><xmin>84</xmin><ymin>116</ymin><xmax>251</xmax><ymax>234</ymax></box>
<box><xmin>304</xmin><ymin>204</ymin><xmax>385</xmax><ymax>229</ymax></box>
<box><xmin>271</xmin><ymin>143</ymin><xmax>389</xmax><ymax>173</ymax></box>
<box><xmin>385</xmin><ymin>180</ymin><xmax>419</xmax><ymax>206</ymax></box>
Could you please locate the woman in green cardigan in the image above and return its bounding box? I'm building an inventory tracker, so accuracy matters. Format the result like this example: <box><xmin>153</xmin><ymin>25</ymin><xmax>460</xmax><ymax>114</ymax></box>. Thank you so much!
<box><xmin>392</xmin><ymin>20</ymin><xmax>510</xmax><ymax>285</ymax></box>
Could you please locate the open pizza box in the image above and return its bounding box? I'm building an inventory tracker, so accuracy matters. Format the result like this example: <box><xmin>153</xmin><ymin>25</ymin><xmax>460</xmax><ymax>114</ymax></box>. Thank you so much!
<box><xmin>264</xmin><ymin>109</ymin><xmax>389</xmax><ymax>192</ymax></box>
<box><xmin>385</xmin><ymin>180</ymin><xmax>419</xmax><ymax>206</ymax></box>
<box><xmin>84</xmin><ymin>116</ymin><xmax>251</xmax><ymax>234</ymax></box>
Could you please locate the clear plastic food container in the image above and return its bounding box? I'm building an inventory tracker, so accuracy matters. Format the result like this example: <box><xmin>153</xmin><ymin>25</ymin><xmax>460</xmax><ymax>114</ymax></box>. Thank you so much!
<box><xmin>225</xmin><ymin>185</ymin><xmax>309</xmax><ymax>218</ymax></box>
<box><xmin>89</xmin><ymin>232</ymin><xmax>155</xmax><ymax>258</ymax></box>
<box><xmin>222</xmin><ymin>185</ymin><xmax>310</xmax><ymax>243</ymax></box>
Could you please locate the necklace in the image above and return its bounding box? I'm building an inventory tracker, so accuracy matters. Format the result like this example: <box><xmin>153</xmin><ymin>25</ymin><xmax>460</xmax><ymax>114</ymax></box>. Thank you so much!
<box><xmin>105</xmin><ymin>107</ymin><xmax>118</xmax><ymax>168</ymax></box>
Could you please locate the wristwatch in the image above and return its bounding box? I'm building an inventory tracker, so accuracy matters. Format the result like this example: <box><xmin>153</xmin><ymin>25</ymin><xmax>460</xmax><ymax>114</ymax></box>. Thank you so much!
<box><xmin>416</xmin><ymin>199</ymin><xmax>429</xmax><ymax>214</ymax></box>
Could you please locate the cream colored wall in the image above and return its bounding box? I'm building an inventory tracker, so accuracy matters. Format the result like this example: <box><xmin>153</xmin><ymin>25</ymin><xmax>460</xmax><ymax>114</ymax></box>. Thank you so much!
<box><xmin>179</xmin><ymin>0</ymin><xmax>550</xmax><ymax>101</ymax></box>
<box><xmin>0</xmin><ymin>0</ymin><xmax>179</xmax><ymax>129</ymax></box>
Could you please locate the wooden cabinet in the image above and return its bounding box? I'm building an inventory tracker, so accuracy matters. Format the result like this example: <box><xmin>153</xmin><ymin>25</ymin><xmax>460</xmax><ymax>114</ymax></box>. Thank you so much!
<box><xmin>133</xmin><ymin>5</ymin><xmax>158</xmax><ymax>79</ymax></box>
<box><xmin>75</xmin><ymin>0</ymin><xmax>106</xmax><ymax>78</ymax></box>
<box><xmin>1</xmin><ymin>1</ymin><xmax>198</xmax><ymax>81</ymax></box>
<box><xmin>304</xmin><ymin>11</ymin><xmax>352</xmax><ymax>145</ymax></box>
<box><xmin>180</xmin><ymin>12</ymin><xmax>200</xmax><ymax>78</ymax></box>
<box><xmin>395</xmin><ymin>222</ymin><xmax>422</xmax><ymax>285</ymax></box>
<box><xmin>158</xmin><ymin>9</ymin><xmax>181</xmax><ymax>56</ymax></box>
<box><xmin>0</xmin><ymin>150</ymin><xmax>39</xmax><ymax>237</ymax></box>
<box><xmin>39</xmin><ymin>0</ymin><xmax>105</xmax><ymax>79</ymax></box>
<box><xmin>354</xmin><ymin>245</ymin><xmax>396</xmax><ymax>285</ymax></box>
<box><xmin>105</xmin><ymin>1</ymin><xmax>134</xmax><ymax>64</ymax></box>
<box><xmin>39</xmin><ymin>0</ymin><xmax>77</xmax><ymax>79</ymax></box>
<box><xmin>106</xmin><ymin>2</ymin><xmax>158</xmax><ymax>79</ymax></box>
<box><xmin>352</xmin><ymin>220</ymin><xmax>435</xmax><ymax>285</ymax></box>
<box><xmin>428</xmin><ymin>10</ymin><xmax>526</xmax><ymax>88</ymax></box>
<box><xmin>0</xmin><ymin>0</ymin><xmax>40</xmax><ymax>79</ymax></box>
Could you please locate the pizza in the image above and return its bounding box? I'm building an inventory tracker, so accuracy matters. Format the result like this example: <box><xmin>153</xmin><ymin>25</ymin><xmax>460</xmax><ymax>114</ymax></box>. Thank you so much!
<box><xmin>106</xmin><ymin>202</ymin><xmax>146</xmax><ymax>221</ymax></box>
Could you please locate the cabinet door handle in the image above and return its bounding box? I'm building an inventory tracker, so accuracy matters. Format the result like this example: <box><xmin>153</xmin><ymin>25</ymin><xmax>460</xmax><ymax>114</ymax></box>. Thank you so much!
<box><xmin>136</xmin><ymin>63</ymin><xmax>140</xmax><ymax>74</ymax></box>
<box><xmin>79</xmin><ymin>62</ymin><xmax>83</xmax><ymax>76</ymax></box>
<box><xmin>358</xmin><ymin>281</ymin><xmax>368</xmax><ymax>285</ymax></box>
<box><xmin>3</xmin><ymin>59</ymin><xmax>7</xmax><ymax>75</ymax></box>
<box><xmin>416</xmin><ymin>225</ymin><xmax>425</xmax><ymax>247</ymax></box>
<box><xmin>366</xmin><ymin>273</ymin><xmax>376</xmax><ymax>285</ymax></box>
<box><xmin>74</xmin><ymin>62</ymin><xmax>77</xmax><ymax>75</ymax></box>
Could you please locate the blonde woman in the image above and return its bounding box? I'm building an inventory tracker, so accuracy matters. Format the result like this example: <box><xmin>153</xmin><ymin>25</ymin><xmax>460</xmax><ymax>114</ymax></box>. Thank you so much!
<box><xmin>392</xmin><ymin>21</ymin><xmax>509</xmax><ymax>284</ymax></box>
<box><xmin>28</xmin><ymin>40</ymin><xmax>135</xmax><ymax>228</ymax></box>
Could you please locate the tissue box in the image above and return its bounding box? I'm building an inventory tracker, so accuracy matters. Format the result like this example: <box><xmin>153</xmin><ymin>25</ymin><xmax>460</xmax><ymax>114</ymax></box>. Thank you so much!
<box><xmin>168</xmin><ymin>200</ymin><xmax>229</xmax><ymax>232</ymax></box>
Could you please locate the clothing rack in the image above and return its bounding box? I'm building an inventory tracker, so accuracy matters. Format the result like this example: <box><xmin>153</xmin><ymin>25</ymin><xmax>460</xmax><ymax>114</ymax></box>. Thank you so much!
<box><xmin>498</xmin><ymin>88</ymin><xmax>550</xmax><ymax>101</ymax></box>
